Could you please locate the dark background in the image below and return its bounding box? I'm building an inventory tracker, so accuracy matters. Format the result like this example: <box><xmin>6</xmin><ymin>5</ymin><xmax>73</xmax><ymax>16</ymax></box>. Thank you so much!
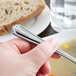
<box><xmin>39</xmin><ymin>0</ymin><xmax>57</xmax><ymax>37</ymax></box>
<box><xmin>45</xmin><ymin>0</ymin><xmax>50</xmax><ymax>7</ymax></box>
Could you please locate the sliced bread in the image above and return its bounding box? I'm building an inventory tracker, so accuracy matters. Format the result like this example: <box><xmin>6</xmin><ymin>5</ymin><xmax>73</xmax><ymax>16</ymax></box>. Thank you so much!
<box><xmin>0</xmin><ymin>0</ymin><xmax>45</xmax><ymax>35</ymax></box>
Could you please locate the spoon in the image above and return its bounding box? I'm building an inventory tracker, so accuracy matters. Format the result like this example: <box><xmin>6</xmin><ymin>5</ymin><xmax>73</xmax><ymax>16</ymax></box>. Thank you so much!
<box><xmin>12</xmin><ymin>25</ymin><xmax>76</xmax><ymax>64</ymax></box>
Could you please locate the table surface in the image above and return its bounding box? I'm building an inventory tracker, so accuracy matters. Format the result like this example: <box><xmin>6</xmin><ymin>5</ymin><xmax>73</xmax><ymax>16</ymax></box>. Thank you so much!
<box><xmin>39</xmin><ymin>0</ymin><xmax>57</xmax><ymax>38</ymax></box>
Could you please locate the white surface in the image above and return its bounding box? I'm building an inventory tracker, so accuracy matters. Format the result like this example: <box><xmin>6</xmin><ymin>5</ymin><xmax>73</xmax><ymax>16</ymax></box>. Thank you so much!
<box><xmin>44</xmin><ymin>29</ymin><xmax>76</xmax><ymax>45</ymax></box>
<box><xmin>0</xmin><ymin>5</ymin><xmax>50</xmax><ymax>43</ymax></box>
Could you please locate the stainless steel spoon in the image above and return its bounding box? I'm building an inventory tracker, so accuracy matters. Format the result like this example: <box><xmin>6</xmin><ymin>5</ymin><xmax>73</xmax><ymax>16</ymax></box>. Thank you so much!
<box><xmin>12</xmin><ymin>25</ymin><xmax>76</xmax><ymax>64</ymax></box>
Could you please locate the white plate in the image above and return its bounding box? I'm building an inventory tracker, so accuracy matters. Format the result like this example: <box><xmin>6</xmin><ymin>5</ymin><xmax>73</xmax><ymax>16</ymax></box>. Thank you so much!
<box><xmin>0</xmin><ymin>5</ymin><xmax>50</xmax><ymax>43</ymax></box>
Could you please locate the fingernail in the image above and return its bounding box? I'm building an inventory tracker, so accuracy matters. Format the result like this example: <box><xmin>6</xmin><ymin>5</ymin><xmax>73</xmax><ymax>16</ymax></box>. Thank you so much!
<box><xmin>47</xmin><ymin>61</ymin><xmax>51</xmax><ymax>73</ymax></box>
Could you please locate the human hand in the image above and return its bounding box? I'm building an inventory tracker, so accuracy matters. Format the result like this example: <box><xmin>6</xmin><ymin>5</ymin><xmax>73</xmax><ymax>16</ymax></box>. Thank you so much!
<box><xmin>0</xmin><ymin>38</ymin><xmax>60</xmax><ymax>76</ymax></box>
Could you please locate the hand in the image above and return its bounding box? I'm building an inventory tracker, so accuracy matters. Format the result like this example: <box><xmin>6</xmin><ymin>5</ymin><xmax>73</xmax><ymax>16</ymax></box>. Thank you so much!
<box><xmin>0</xmin><ymin>38</ymin><xmax>60</xmax><ymax>76</ymax></box>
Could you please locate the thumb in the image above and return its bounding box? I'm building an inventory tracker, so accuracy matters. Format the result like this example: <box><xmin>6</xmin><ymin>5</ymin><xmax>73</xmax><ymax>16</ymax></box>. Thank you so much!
<box><xmin>22</xmin><ymin>38</ymin><xmax>58</xmax><ymax>69</ymax></box>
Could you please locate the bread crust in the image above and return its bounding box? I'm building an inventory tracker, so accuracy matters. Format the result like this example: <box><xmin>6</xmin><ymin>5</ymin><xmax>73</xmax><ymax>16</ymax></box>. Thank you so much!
<box><xmin>0</xmin><ymin>0</ymin><xmax>45</xmax><ymax>35</ymax></box>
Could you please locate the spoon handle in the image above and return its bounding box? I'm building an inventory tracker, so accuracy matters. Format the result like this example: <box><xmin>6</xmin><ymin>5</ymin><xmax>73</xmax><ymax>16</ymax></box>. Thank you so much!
<box><xmin>12</xmin><ymin>25</ymin><xmax>76</xmax><ymax>64</ymax></box>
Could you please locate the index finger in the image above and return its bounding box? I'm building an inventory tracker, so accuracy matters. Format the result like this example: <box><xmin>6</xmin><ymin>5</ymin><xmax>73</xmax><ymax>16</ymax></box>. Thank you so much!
<box><xmin>7</xmin><ymin>37</ymin><xmax>36</xmax><ymax>54</ymax></box>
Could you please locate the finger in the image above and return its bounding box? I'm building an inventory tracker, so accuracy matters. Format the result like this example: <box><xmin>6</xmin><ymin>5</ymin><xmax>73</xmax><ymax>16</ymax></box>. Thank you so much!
<box><xmin>22</xmin><ymin>38</ymin><xmax>58</xmax><ymax>70</ymax></box>
<box><xmin>51</xmin><ymin>53</ymin><xmax>61</xmax><ymax>59</ymax></box>
<box><xmin>7</xmin><ymin>38</ymin><xmax>36</xmax><ymax>54</ymax></box>
<box><xmin>36</xmin><ymin>70</ymin><xmax>46</xmax><ymax>76</ymax></box>
<box><xmin>37</xmin><ymin>73</ymin><xmax>46</xmax><ymax>76</ymax></box>
<box><xmin>41</xmin><ymin>60</ymin><xmax>51</xmax><ymax>74</ymax></box>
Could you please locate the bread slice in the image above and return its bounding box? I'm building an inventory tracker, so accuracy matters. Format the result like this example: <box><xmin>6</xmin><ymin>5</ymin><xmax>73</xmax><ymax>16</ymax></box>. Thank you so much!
<box><xmin>0</xmin><ymin>0</ymin><xmax>45</xmax><ymax>35</ymax></box>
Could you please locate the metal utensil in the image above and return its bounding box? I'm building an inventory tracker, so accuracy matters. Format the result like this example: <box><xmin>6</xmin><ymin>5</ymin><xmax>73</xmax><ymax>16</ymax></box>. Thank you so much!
<box><xmin>12</xmin><ymin>25</ymin><xmax>76</xmax><ymax>64</ymax></box>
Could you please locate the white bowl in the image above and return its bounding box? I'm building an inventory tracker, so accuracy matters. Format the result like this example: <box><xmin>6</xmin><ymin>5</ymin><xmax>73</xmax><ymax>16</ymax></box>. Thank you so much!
<box><xmin>43</xmin><ymin>29</ymin><xmax>76</xmax><ymax>76</ymax></box>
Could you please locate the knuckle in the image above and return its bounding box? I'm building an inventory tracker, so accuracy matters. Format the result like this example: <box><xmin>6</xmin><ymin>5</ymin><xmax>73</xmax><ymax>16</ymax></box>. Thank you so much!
<box><xmin>37</xmin><ymin>42</ymin><xmax>51</xmax><ymax>57</ymax></box>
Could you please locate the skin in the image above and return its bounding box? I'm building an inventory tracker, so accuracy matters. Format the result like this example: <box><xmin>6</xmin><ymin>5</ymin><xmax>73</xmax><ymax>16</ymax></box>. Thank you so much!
<box><xmin>0</xmin><ymin>38</ymin><xmax>60</xmax><ymax>76</ymax></box>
